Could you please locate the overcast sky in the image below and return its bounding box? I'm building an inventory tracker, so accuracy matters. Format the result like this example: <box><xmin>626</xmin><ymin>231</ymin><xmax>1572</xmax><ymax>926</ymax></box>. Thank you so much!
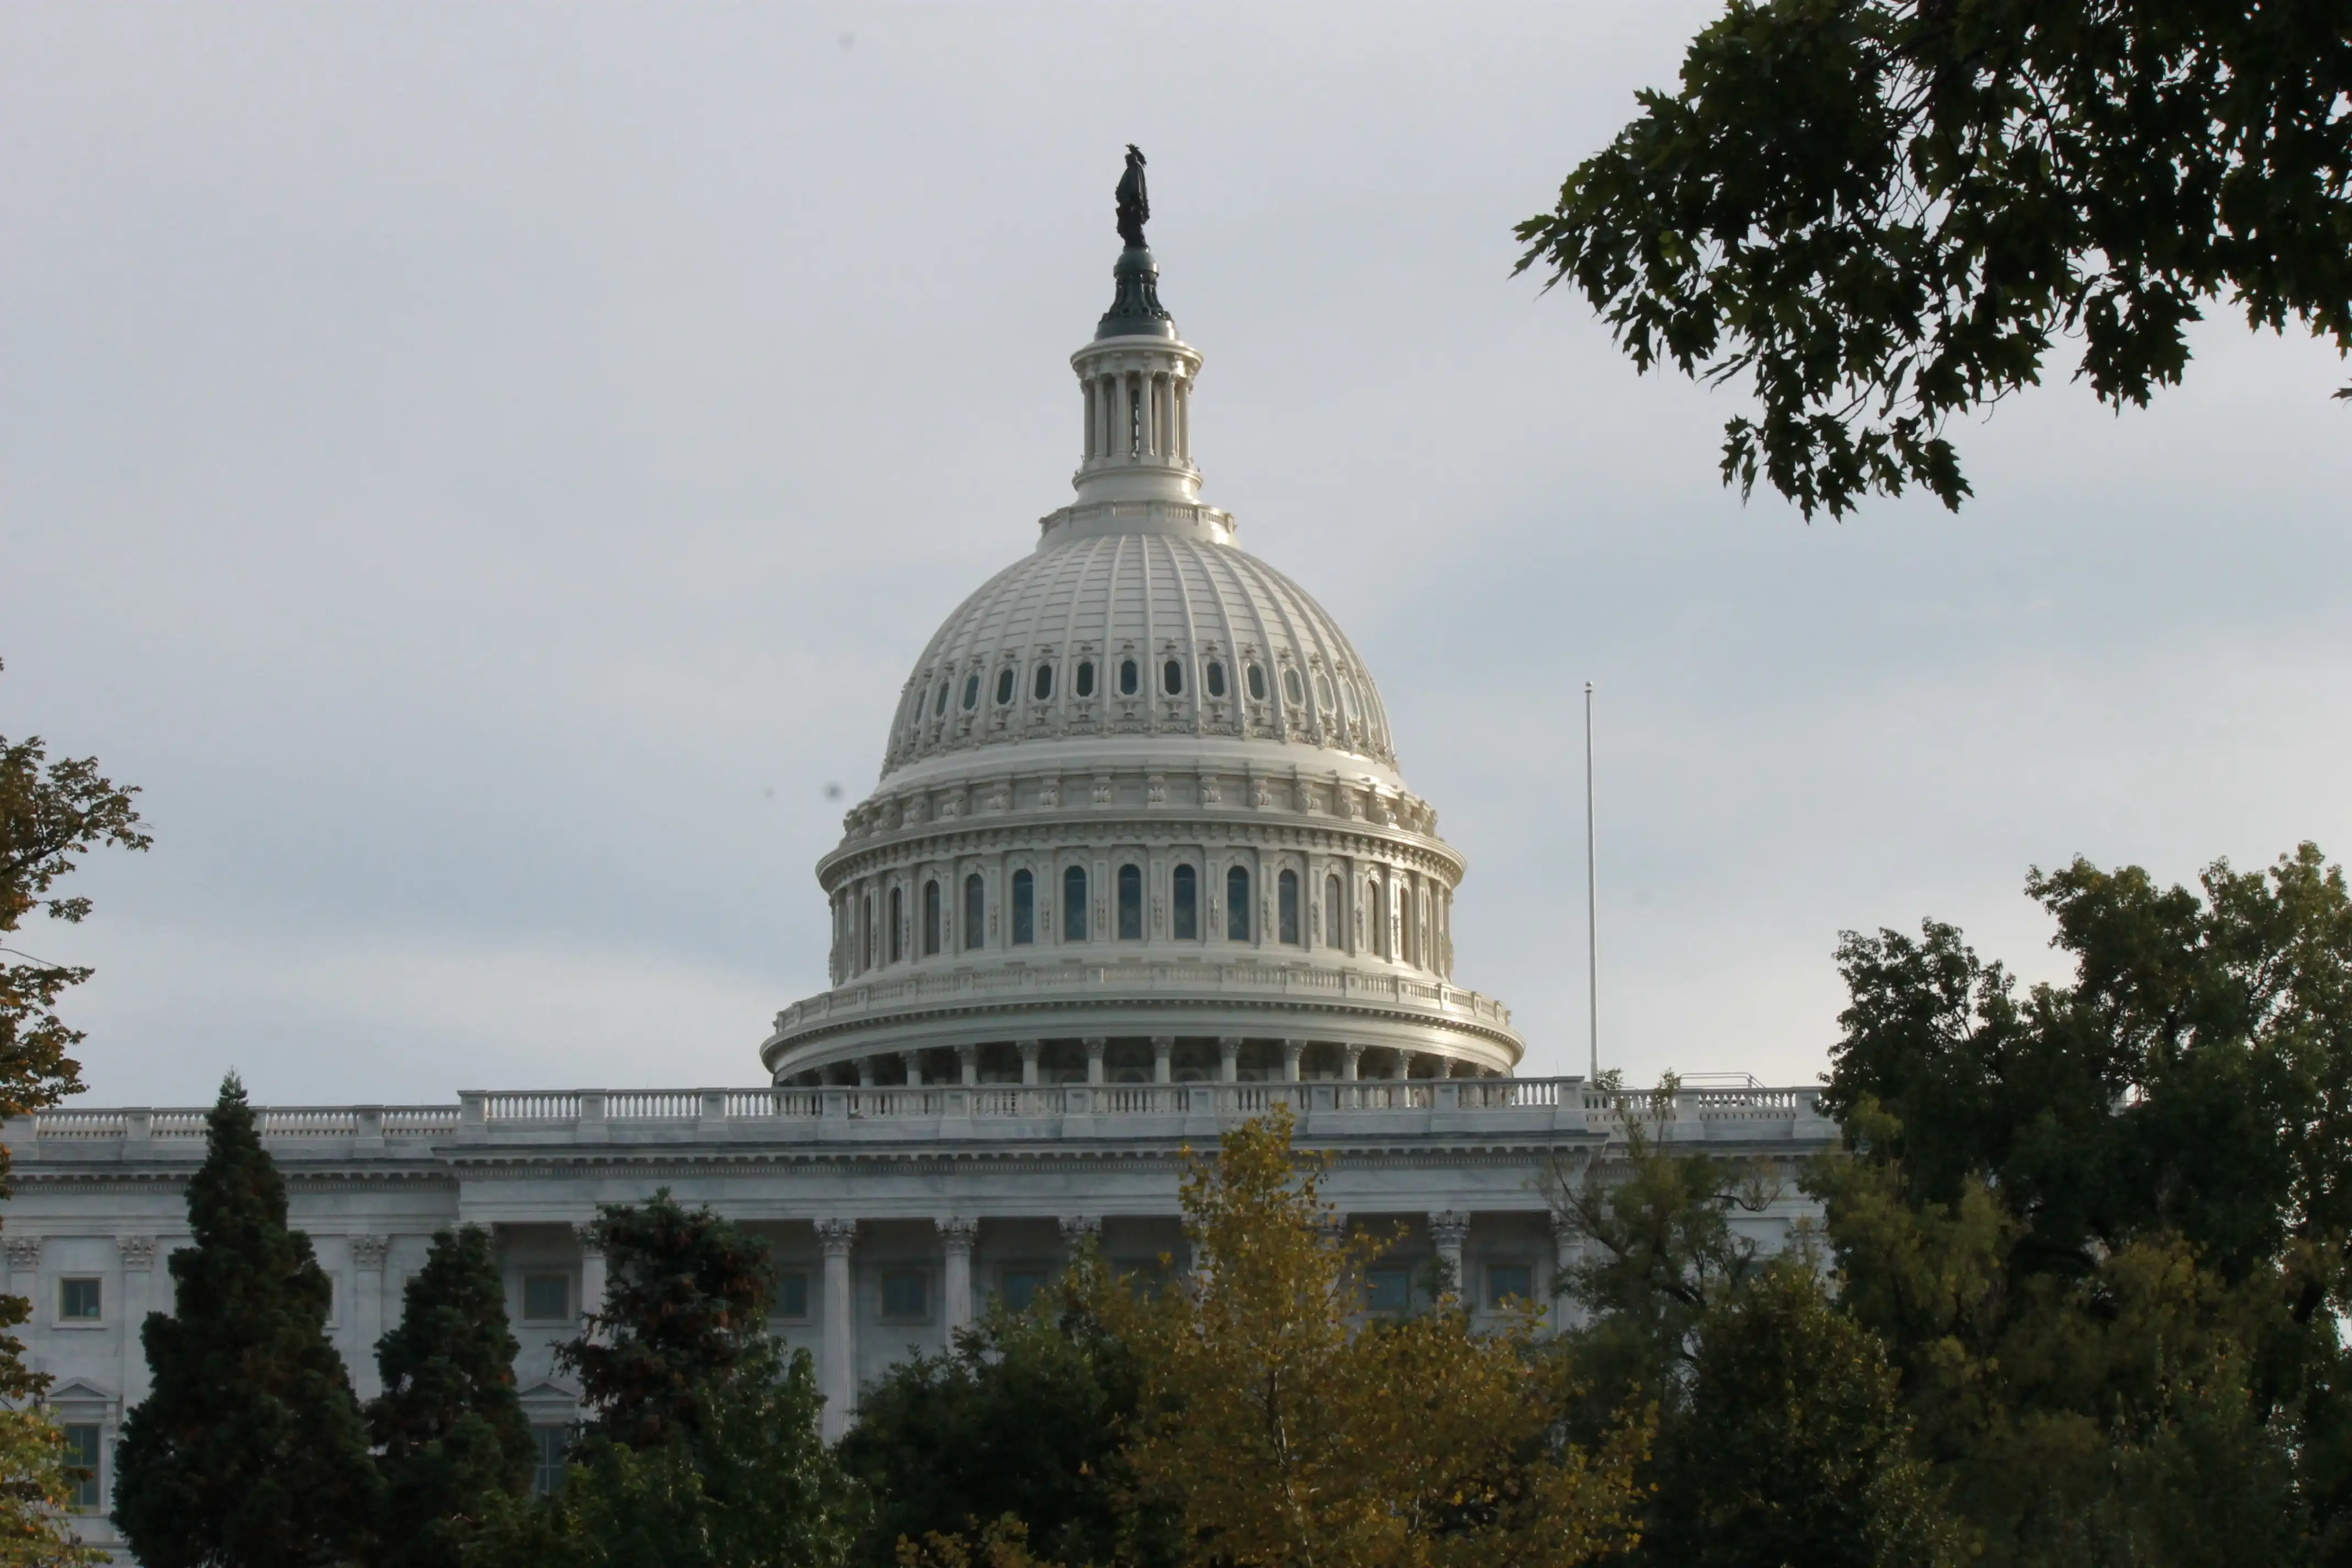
<box><xmin>4</xmin><ymin>3</ymin><xmax>2346</xmax><ymax>1107</ymax></box>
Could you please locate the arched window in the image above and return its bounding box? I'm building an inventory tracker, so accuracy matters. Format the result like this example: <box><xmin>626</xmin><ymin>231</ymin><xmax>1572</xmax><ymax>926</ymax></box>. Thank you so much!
<box><xmin>1226</xmin><ymin>865</ymin><xmax>1252</xmax><ymax>943</ymax></box>
<box><xmin>1033</xmin><ymin>663</ymin><xmax>1054</xmax><ymax>701</ymax></box>
<box><xmin>863</xmin><ymin>894</ymin><xmax>876</xmax><ymax>968</ymax></box>
<box><xmin>1118</xmin><ymin>864</ymin><xmax>1143</xmax><ymax>939</ymax></box>
<box><xmin>1282</xmin><ymin>667</ymin><xmax>1306</xmax><ymax>706</ymax></box>
<box><xmin>963</xmin><ymin>873</ymin><xmax>985</xmax><ymax>950</ymax></box>
<box><xmin>1063</xmin><ymin>865</ymin><xmax>1089</xmax><ymax>942</ymax></box>
<box><xmin>1075</xmin><ymin>660</ymin><xmax>1096</xmax><ymax>698</ymax></box>
<box><xmin>1011</xmin><ymin>869</ymin><xmax>1036</xmax><ymax>945</ymax></box>
<box><xmin>932</xmin><ymin>679</ymin><xmax>950</xmax><ymax>717</ymax></box>
<box><xmin>1206</xmin><ymin>660</ymin><xmax>1227</xmax><ymax>698</ymax></box>
<box><xmin>1278</xmin><ymin>869</ymin><xmax>1300</xmax><ymax>945</ymax></box>
<box><xmin>889</xmin><ymin>886</ymin><xmax>903</xmax><ymax>963</ymax></box>
<box><xmin>1369</xmin><ymin>879</ymin><xmax>1388</xmax><ymax>959</ymax></box>
<box><xmin>961</xmin><ymin>673</ymin><xmax>981</xmax><ymax>711</ymax></box>
<box><xmin>1325</xmin><ymin>874</ymin><xmax>1343</xmax><ymax>950</ymax></box>
<box><xmin>1172</xmin><ymin>864</ymin><xmax>1199</xmax><ymax>940</ymax></box>
<box><xmin>1118</xmin><ymin>658</ymin><xmax>1140</xmax><ymax>696</ymax></box>
<box><xmin>1163</xmin><ymin>658</ymin><xmax>1184</xmax><ymax>695</ymax></box>
<box><xmin>1399</xmin><ymin>884</ymin><xmax>1416</xmax><ymax>966</ymax></box>
<box><xmin>1246</xmin><ymin>663</ymin><xmax>1268</xmax><ymax>702</ymax></box>
<box><xmin>923</xmin><ymin>880</ymin><xmax>941</xmax><ymax>956</ymax></box>
<box><xmin>995</xmin><ymin>667</ymin><xmax>1016</xmax><ymax>706</ymax></box>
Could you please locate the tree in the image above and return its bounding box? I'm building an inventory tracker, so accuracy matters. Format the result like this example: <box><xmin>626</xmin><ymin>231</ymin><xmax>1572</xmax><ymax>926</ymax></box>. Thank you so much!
<box><xmin>469</xmin><ymin>1193</ymin><xmax>852</xmax><ymax>1568</ymax></box>
<box><xmin>841</xmin><ymin>1268</ymin><xmax>1175</xmax><ymax>1568</ymax></box>
<box><xmin>371</xmin><ymin>1227</ymin><xmax>534</xmax><ymax>1568</ymax></box>
<box><xmin>0</xmin><ymin>1407</ymin><xmax>104</xmax><ymax>1568</ymax></box>
<box><xmin>560</xmin><ymin>1191</ymin><xmax>779</xmax><ymax>1450</ymax></box>
<box><xmin>1516</xmin><ymin>1</ymin><xmax>2352</xmax><ymax>518</ymax></box>
<box><xmin>113</xmin><ymin>1075</ymin><xmax>382</xmax><ymax>1568</ymax></box>
<box><xmin>0</xmin><ymin>660</ymin><xmax>149</xmax><ymax>1389</ymax></box>
<box><xmin>1111</xmin><ymin>1109</ymin><xmax>1649</xmax><ymax>1568</ymax></box>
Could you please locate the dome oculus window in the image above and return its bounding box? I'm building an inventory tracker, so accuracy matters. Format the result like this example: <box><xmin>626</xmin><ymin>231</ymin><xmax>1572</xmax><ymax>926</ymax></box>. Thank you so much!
<box><xmin>1118</xmin><ymin>658</ymin><xmax>1140</xmax><ymax>696</ymax></box>
<box><xmin>961</xmin><ymin>673</ymin><xmax>981</xmax><ymax>711</ymax></box>
<box><xmin>1033</xmin><ymin>664</ymin><xmax>1054</xmax><ymax>701</ymax></box>
<box><xmin>1282</xmin><ymin>668</ymin><xmax>1306</xmax><ymax>707</ymax></box>
<box><xmin>1075</xmin><ymin>660</ymin><xmax>1096</xmax><ymax>698</ymax></box>
<box><xmin>1162</xmin><ymin>659</ymin><xmax>1184</xmax><ymax>696</ymax></box>
<box><xmin>995</xmin><ymin>667</ymin><xmax>1016</xmax><ymax>706</ymax></box>
<box><xmin>1206</xmin><ymin>660</ymin><xmax>1227</xmax><ymax>699</ymax></box>
<box><xmin>1246</xmin><ymin>663</ymin><xmax>1268</xmax><ymax>702</ymax></box>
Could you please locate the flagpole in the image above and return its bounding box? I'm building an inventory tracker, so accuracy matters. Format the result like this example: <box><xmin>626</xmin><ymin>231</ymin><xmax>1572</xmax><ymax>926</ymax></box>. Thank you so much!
<box><xmin>1584</xmin><ymin>680</ymin><xmax>1598</xmax><ymax>1082</ymax></box>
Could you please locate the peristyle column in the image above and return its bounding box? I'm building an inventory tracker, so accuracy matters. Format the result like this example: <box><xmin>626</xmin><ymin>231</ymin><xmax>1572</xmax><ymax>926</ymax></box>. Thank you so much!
<box><xmin>816</xmin><ymin>1218</ymin><xmax>857</xmax><ymax>1441</ymax></box>
<box><xmin>937</xmin><ymin>1217</ymin><xmax>978</xmax><ymax>1338</ymax></box>
<box><xmin>1084</xmin><ymin>1036</ymin><xmax>1108</xmax><ymax>1085</ymax></box>
<box><xmin>348</xmin><ymin>1235</ymin><xmax>389</xmax><ymax>1400</ymax></box>
<box><xmin>1151</xmin><ymin>1035</ymin><xmax>1174</xmax><ymax>1084</ymax></box>
<box><xmin>1427</xmin><ymin>1211</ymin><xmax>1471</xmax><ymax>1301</ymax></box>
<box><xmin>575</xmin><ymin>1226</ymin><xmax>608</xmax><ymax>1332</ymax></box>
<box><xmin>1217</xmin><ymin>1036</ymin><xmax>1242</xmax><ymax>1083</ymax></box>
<box><xmin>1018</xmin><ymin>1039</ymin><xmax>1042</xmax><ymax>1087</ymax></box>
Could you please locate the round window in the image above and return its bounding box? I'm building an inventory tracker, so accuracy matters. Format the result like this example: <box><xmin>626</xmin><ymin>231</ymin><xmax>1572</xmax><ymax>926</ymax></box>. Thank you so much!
<box><xmin>1246</xmin><ymin>663</ymin><xmax>1268</xmax><ymax>702</ymax></box>
<box><xmin>995</xmin><ymin>667</ymin><xmax>1016</xmax><ymax>706</ymax></box>
<box><xmin>1163</xmin><ymin>659</ymin><xmax>1184</xmax><ymax>696</ymax></box>
<box><xmin>1282</xmin><ymin>667</ymin><xmax>1306</xmax><ymax>706</ymax></box>
<box><xmin>1206</xmin><ymin>660</ymin><xmax>1228</xmax><ymax>698</ymax></box>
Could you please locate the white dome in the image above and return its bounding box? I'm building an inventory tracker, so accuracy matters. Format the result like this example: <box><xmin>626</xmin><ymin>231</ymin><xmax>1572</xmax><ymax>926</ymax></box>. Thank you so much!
<box><xmin>880</xmin><ymin>503</ymin><xmax>1396</xmax><ymax>783</ymax></box>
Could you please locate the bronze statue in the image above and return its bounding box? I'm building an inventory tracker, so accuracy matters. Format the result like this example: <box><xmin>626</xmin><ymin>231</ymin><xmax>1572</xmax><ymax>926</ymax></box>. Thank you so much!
<box><xmin>1115</xmin><ymin>144</ymin><xmax>1150</xmax><ymax>249</ymax></box>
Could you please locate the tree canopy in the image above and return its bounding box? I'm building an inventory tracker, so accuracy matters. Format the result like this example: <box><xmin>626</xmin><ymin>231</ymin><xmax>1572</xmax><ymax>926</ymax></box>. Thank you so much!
<box><xmin>1517</xmin><ymin>0</ymin><xmax>2352</xmax><ymax>517</ymax></box>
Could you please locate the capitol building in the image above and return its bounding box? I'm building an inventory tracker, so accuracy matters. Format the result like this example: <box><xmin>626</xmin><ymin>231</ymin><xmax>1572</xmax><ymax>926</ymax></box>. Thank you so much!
<box><xmin>1</xmin><ymin>190</ymin><xmax>1833</xmax><ymax>1543</ymax></box>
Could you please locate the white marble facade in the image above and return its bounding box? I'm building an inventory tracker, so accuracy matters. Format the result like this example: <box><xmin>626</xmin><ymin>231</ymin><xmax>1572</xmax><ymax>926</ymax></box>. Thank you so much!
<box><xmin>0</xmin><ymin>232</ymin><xmax>1836</xmax><ymax>1555</ymax></box>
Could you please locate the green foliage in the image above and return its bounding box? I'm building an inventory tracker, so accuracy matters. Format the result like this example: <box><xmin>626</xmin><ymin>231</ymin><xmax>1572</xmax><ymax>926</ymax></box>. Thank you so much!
<box><xmin>841</xmin><ymin>1268</ymin><xmax>1172</xmax><ymax>1568</ymax></box>
<box><xmin>1517</xmin><ymin>1</ymin><xmax>2352</xmax><ymax>516</ymax></box>
<box><xmin>0</xmin><ymin>1406</ymin><xmax>105</xmax><ymax>1568</ymax></box>
<box><xmin>0</xmin><ymin>660</ymin><xmax>149</xmax><ymax>1397</ymax></box>
<box><xmin>560</xmin><ymin>1191</ymin><xmax>780</xmax><ymax>1450</ymax></box>
<box><xmin>113</xmin><ymin>1074</ymin><xmax>383</xmax><ymax>1568</ymax></box>
<box><xmin>371</xmin><ymin>1227</ymin><xmax>535</xmax><ymax>1568</ymax></box>
<box><xmin>469</xmin><ymin>1196</ymin><xmax>850</xmax><ymax>1568</ymax></box>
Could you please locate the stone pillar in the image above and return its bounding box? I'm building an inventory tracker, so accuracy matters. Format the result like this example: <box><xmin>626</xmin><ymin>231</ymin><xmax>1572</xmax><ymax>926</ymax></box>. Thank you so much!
<box><xmin>1151</xmin><ymin>1036</ymin><xmax>1174</xmax><ymax>1085</ymax></box>
<box><xmin>116</xmin><ymin>1236</ymin><xmax>156</xmax><ymax>1406</ymax></box>
<box><xmin>1281</xmin><ymin>1040</ymin><xmax>1304</xmax><ymax>1083</ymax></box>
<box><xmin>901</xmin><ymin>1051</ymin><xmax>925</xmax><ymax>1088</ymax></box>
<box><xmin>1218</xmin><ymin>1036</ymin><xmax>1242</xmax><ymax>1083</ymax></box>
<box><xmin>1018</xmin><ymin>1039</ymin><xmax>1042</xmax><ymax>1087</ymax></box>
<box><xmin>1341</xmin><ymin>1044</ymin><xmax>1364</xmax><ymax>1082</ymax></box>
<box><xmin>1550</xmin><ymin>1212</ymin><xmax>1582</xmax><ymax>1338</ymax></box>
<box><xmin>576</xmin><ymin>1227</ymin><xmax>608</xmax><ymax>1332</ymax></box>
<box><xmin>816</xmin><ymin>1218</ymin><xmax>857</xmax><ymax>1441</ymax></box>
<box><xmin>937</xmin><ymin>1218</ymin><xmax>978</xmax><ymax>1338</ymax></box>
<box><xmin>1059</xmin><ymin>1215</ymin><xmax>1101</xmax><ymax>1254</ymax></box>
<box><xmin>348</xmin><ymin>1236</ymin><xmax>389</xmax><ymax>1400</ymax></box>
<box><xmin>957</xmin><ymin>1045</ymin><xmax>979</xmax><ymax>1087</ymax></box>
<box><xmin>1427</xmin><ymin>1211</ymin><xmax>1471</xmax><ymax>1300</ymax></box>
<box><xmin>3</xmin><ymin>1235</ymin><xmax>40</xmax><ymax>1303</ymax></box>
<box><xmin>1084</xmin><ymin>1037</ymin><xmax>1108</xmax><ymax>1086</ymax></box>
<box><xmin>856</xmin><ymin>1057</ymin><xmax>876</xmax><ymax>1088</ymax></box>
<box><xmin>1392</xmin><ymin>1048</ymin><xmax>1414</xmax><ymax>1081</ymax></box>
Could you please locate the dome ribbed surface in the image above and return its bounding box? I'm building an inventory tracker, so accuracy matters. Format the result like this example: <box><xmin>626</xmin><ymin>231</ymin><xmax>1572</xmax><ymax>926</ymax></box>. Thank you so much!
<box><xmin>881</xmin><ymin>531</ymin><xmax>1395</xmax><ymax>778</ymax></box>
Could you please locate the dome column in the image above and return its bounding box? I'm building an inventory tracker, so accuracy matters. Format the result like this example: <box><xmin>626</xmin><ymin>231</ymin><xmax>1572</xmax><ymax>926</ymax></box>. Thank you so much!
<box><xmin>1217</xmin><ymin>1036</ymin><xmax>1241</xmax><ymax>1084</ymax></box>
<box><xmin>1151</xmin><ymin>1036</ymin><xmax>1174</xmax><ymax>1084</ymax></box>
<box><xmin>1281</xmin><ymin>1040</ymin><xmax>1304</xmax><ymax>1083</ymax></box>
<box><xmin>1019</xmin><ymin>1039</ymin><xmax>1042</xmax><ymax>1087</ymax></box>
<box><xmin>956</xmin><ymin>1045</ymin><xmax>979</xmax><ymax>1087</ymax></box>
<box><xmin>1085</xmin><ymin>1037</ymin><xmax>1108</xmax><ymax>1086</ymax></box>
<box><xmin>937</xmin><ymin>1218</ymin><xmax>978</xmax><ymax>1336</ymax></box>
<box><xmin>1342</xmin><ymin>1045</ymin><xmax>1364</xmax><ymax>1082</ymax></box>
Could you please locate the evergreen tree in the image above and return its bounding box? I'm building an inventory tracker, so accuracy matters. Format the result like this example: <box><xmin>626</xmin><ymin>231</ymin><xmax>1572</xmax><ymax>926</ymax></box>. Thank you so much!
<box><xmin>369</xmin><ymin>1227</ymin><xmax>532</xmax><ymax>1568</ymax></box>
<box><xmin>559</xmin><ymin>1190</ymin><xmax>777</xmax><ymax>1449</ymax></box>
<box><xmin>113</xmin><ymin>1075</ymin><xmax>382</xmax><ymax>1568</ymax></box>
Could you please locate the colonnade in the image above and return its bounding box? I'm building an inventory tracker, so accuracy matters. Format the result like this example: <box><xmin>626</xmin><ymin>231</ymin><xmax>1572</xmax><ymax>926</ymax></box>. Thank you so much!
<box><xmin>790</xmin><ymin>1034</ymin><xmax>1501</xmax><ymax>1088</ymax></box>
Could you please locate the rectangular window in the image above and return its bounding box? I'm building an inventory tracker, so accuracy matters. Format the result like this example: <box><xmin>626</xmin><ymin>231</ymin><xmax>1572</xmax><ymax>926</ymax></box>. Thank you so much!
<box><xmin>1063</xmin><ymin>865</ymin><xmax>1089</xmax><ymax>942</ymax></box>
<box><xmin>530</xmin><ymin>1424</ymin><xmax>569</xmax><ymax>1498</ymax></box>
<box><xmin>1011</xmin><ymin>869</ymin><xmax>1036</xmax><ymax>945</ymax></box>
<box><xmin>964</xmin><ymin>873</ymin><xmax>986</xmax><ymax>951</ymax></box>
<box><xmin>1365</xmin><ymin>1266</ymin><xmax>1412</xmax><ymax>1316</ymax></box>
<box><xmin>1226</xmin><ymin>866</ymin><xmax>1252</xmax><ymax>943</ymax></box>
<box><xmin>879</xmin><ymin>1268</ymin><xmax>929</xmax><ymax>1321</ymax></box>
<box><xmin>521</xmin><ymin>1273</ymin><xmax>571</xmax><ymax>1324</ymax></box>
<box><xmin>773</xmin><ymin>1270</ymin><xmax>811</xmax><ymax>1320</ymax></box>
<box><xmin>1117</xmin><ymin>864</ymin><xmax>1143</xmax><ymax>940</ymax></box>
<box><xmin>1000</xmin><ymin>1267</ymin><xmax>1050</xmax><ymax>1314</ymax></box>
<box><xmin>923</xmin><ymin>880</ymin><xmax>941</xmax><ymax>956</ymax></box>
<box><xmin>58</xmin><ymin>1277</ymin><xmax>101</xmax><ymax>1322</ymax></box>
<box><xmin>1278</xmin><ymin>870</ymin><xmax>1300</xmax><ymax>945</ymax></box>
<box><xmin>1487</xmin><ymin>1264</ymin><xmax>1535</xmax><ymax>1310</ymax></box>
<box><xmin>62</xmin><ymin>1424</ymin><xmax>100</xmax><ymax>1512</ymax></box>
<box><xmin>1172</xmin><ymin>864</ymin><xmax>1199</xmax><ymax>940</ymax></box>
